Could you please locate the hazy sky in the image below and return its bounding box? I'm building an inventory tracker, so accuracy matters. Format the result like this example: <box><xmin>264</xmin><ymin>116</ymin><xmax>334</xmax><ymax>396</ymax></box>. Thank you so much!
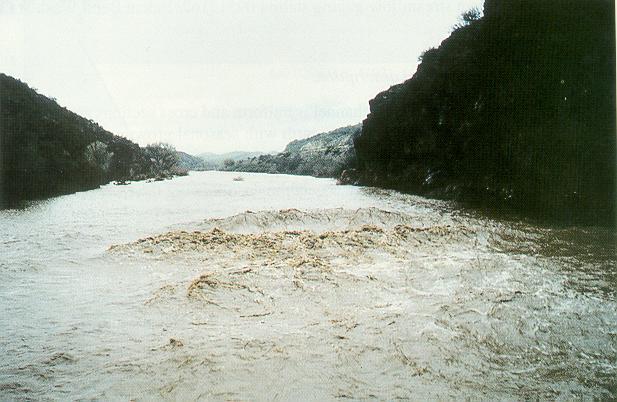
<box><xmin>1</xmin><ymin>0</ymin><xmax>483</xmax><ymax>154</ymax></box>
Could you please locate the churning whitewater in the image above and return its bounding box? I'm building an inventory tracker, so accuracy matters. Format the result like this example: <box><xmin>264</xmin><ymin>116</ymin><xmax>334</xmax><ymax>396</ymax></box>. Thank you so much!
<box><xmin>1</xmin><ymin>172</ymin><xmax>615</xmax><ymax>400</ymax></box>
<box><xmin>109</xmin><ymin>207</ymin><xmax>616</xmax><ymax>400</ymax></box>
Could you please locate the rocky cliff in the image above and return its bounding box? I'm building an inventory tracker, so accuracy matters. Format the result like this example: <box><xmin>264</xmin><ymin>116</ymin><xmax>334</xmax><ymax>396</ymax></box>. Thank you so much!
<box><xmin>224</xmin><ymin>124</ymin><xmax>361</xmax><ymax>178</ymax></box>
<box><xmin>353</xmin><ymin>0</ymin><xmax>615</xmax><ymax>225</ymax></box>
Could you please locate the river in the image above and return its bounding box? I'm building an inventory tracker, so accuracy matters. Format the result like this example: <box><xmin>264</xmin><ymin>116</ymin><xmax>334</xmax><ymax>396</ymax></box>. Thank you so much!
<box><xmin>0</xmin><ymin>171</ymin><xmax>615</xmax><ymax>400</ymax></box>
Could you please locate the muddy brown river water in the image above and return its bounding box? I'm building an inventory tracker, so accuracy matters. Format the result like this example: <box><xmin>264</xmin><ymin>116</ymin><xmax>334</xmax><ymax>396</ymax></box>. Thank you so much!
<box><xmin>1</xmin><ymin>171</ymin><xmax>615</xmax><ymax>400</ymax></box>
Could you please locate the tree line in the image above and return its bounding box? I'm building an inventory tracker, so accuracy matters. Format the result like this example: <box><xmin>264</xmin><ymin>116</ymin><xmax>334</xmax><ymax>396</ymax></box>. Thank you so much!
<box><xmin>0</xmin><ymin>73</ymin><xmax>184</xmax><ymax>207</ymax></box>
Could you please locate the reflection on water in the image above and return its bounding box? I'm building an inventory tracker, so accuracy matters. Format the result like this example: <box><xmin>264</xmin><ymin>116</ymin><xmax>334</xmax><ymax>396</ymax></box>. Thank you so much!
<box><xmin>0</xmin><ymin>171</ymin><xmax>615</xmax><ymax>400</ymax></box>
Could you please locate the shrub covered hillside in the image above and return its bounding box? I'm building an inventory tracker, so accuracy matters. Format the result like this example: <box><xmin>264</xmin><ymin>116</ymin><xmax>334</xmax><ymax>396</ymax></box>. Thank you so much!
<box><xmin>353</xmin><ymin>0</ymin><xmax>615</xmax><ymax>225</ymax></box>
<box><xmin>0</xmin><ymin>74</ymin><xmax>182</xmax><ymax>207</ymax></box>
<box><xmin>225</xmin><ymin>124</ymin><xmax>361</xmax><ymax>177</ymax></box>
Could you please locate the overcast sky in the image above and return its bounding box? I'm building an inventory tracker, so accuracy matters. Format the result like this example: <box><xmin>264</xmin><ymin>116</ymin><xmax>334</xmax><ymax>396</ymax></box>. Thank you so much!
<box><xmin>1</xmin><ymin>0</ymin><xmax>483</xmax><ymax>154</ymax></box>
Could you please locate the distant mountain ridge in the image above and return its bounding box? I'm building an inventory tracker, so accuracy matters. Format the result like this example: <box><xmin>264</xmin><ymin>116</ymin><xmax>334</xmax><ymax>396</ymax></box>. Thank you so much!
<box><xmin>222</xmin><ymin>124</ymin><xmax>361</xmax><ymax>177</ymax></box>
<box><xmin>174</xmin><ymin>151</ymin><xmax>271</xmax><ymax>171</ymax></box>
<box><xmin>176</xmin><ymin>151</ymin><xmax>207</xmax><ymax>171</ymax></box>
<box><xmin>198</xmin><ymin>151</ymin><xmax>267</xmax><ymax>162</ymax></box>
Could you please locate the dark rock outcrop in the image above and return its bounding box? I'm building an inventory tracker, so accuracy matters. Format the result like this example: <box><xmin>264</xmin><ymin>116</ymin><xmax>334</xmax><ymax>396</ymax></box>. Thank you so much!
<box><xmin>353</xmin><ymin>0</ymin><xmax>615</xmax><ymax>226</ymax></box>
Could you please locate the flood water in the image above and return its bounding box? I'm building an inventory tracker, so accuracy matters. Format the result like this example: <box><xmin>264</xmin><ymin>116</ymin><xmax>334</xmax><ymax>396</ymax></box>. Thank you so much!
<box><xmin>0</xmin><ymin>171</ymin><xmax>615</xmax><ymax>400</ymax></box>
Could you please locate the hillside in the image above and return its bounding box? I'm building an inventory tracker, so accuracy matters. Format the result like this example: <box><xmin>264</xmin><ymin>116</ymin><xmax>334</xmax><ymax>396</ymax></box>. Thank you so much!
<box><xmin>198</xmin><ymin>151</ymin><xmax>266</xmax><ymax>170</ymax></box>
<box><xmin>0</xmin><ymin>74</ymin><xmax>179</xmax><ymax>207</ymax></box>
<box><xmin>177</xmin><ymin>151</ymin><xmax>207</xmax><ymax>171</ymax></box>
<box><xmin>352</xmin><ymin>0</ymin><xmax>615</xmax><ymax>225</ymax></box>
<box><xmin>224</xmin><ymin>124</ymin><xmax>361</xmax><ymax>177</ymax></box>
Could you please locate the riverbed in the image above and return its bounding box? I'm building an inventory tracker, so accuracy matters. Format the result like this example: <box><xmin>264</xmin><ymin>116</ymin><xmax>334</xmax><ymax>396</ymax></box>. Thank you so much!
<box><xmin>1</xmin><ymin>171</ymin><xmax>615</xmax><ymax>400</ymax></box>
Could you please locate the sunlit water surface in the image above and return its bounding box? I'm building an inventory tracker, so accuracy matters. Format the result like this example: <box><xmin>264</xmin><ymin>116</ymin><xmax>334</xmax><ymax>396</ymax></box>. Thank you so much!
<box><xmin>0</xmin><ymin>171</ymin><xmax>615</xmax><ymax>400</ymax></box>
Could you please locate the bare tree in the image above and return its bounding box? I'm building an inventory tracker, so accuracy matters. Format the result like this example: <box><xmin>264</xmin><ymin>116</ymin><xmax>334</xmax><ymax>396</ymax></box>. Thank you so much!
<box><xmin>144</xmin><ymin>142</ymin><xmax>179</xmax><ymax>177</ymax></box>
<box><xmin>85</xmin><ymin>141</ymin><xmax>112</xmax><ymax>171</ymax></box>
